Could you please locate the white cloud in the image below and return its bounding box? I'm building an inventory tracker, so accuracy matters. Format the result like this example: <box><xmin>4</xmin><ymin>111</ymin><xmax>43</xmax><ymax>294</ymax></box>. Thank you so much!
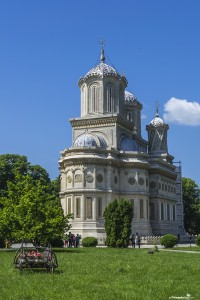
<box><xmin>163</xmin><ymin>97</ymin><xmax>200</xmax><ymax>126</ymax></box>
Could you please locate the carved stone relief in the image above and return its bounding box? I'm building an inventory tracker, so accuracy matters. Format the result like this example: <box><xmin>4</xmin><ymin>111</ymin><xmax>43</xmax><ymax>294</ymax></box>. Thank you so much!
<box><xmin>138</xmin><ymin>178</ymin><xmax>144</xmax><ymax>185</ymax></box>
<box><xmin>67</xmin><ymin>176</ymin><xmax>72</xmax><ymax>183</ymax></box>
<box><xmin>74</xmin><ymin>174</ymin><xmax>82</xmax><ymax>182</ymax></box>
<box><xmin>85</xmin><ymin>174</ymin><xmax>94</xmax><ymax>183</ymax></box>
<box><xmin>128</xmin><ymin>177</ymin><xmax>135</xmax><ymax>185</ymax></box>
<box><xmin>96</xmin><ymin>174</ymin><xmax>103</xmax><ymax>183</ymax></box>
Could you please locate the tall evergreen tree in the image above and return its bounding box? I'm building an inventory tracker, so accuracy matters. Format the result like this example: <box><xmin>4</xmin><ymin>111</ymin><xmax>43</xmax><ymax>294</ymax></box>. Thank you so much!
<box><xmin>103</xmin><ymin>198</ymin><xmax>133</xmax><ymax>248</ymax></box>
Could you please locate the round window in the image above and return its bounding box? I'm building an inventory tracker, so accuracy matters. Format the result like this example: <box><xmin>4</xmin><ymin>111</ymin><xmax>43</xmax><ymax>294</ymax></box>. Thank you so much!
<box><xmin>128</xmin><ymin>177</ymin><xmax>135</xmax><ymax>185</ymax></box>
<box><xmin>86</xmin><ymin>174</ymin><xmax>93</xmax><ymax>183</ymax></box>
<box><xmin>138</xmin><ymin>178</ymin><xmax>144</xmax><ymax>185</ymax></box>
<box><xmin>150</xmin><ymin>181</ymin><xmax>156</xmax><ymax>189</ymax></box>
<box><xmin>96</xmin><ymin>174</ymin><xmax>103</xmax><ymax>183</ymax></box>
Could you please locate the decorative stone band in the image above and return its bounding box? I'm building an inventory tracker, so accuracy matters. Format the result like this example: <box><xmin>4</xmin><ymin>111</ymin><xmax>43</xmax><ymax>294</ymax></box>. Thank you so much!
<box><xmin>70</xmin><ymin>115</ymin><xmax>134</xmax><ymax>131</ymax></box>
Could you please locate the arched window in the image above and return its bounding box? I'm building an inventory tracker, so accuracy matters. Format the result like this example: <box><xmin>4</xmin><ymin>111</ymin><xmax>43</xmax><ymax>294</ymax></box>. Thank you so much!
<box><xmin>106</xmin><ymin>84</ymin><xmax>114</xmax><ymax>113</ymax></box>
<box><xmin>127</xmin><ymin>112</ymin><xmax>132</xmax><ymax>121</ymax></box>
<box><xmin>89</xmin><ymin>84</ymin><xmax>99</xmax><ymax>113</ymax></box>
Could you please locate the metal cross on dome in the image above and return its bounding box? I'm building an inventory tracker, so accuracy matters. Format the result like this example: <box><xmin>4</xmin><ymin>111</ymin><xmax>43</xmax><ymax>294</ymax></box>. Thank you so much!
<box><xmin>155</xmin><ymin>101</ymin><xmax>159</xmax><ymax>116</ymax></box>
<box><xmin>99</xmin><ymin>39</ymin><xmax>106</xmax><ymax>49</ymax></box>
<box><xmin>99</xmin><ymin>39</ymin><xmax>106</xmax><ymax>63</ymax></box>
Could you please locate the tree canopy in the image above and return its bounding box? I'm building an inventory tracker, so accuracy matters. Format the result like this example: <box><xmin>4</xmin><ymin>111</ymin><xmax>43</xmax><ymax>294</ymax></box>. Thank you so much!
<box><xmin>0</xmin><ymin>154</ymin><xmax>69</xmax><ymax>245</ymax></box>
<box><xmin>182</xmin><ymin>177</ymin><xmax>200</xmax><ymax>234</ymax></box>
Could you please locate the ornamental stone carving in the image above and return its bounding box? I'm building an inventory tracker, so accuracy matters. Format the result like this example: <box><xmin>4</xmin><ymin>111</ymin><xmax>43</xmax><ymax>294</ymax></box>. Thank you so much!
<box><xmin>150</xmin><ymin>181</ymin><xmax>156</xmax><ymax>189</ymax></box>
<box><xmin>138</xmin><ymin>178</ymin><xmax>144</xmax><ymax>185</ymax></box>
<box><xmin>67</xmin><ymin>176</ymin><xmax>72</xmax><ymax>183</ymax></box>
<box><xmin>128</xmin><ymin>177</ymin><xmax>135</xmax><ymax>185</ymax></box>
<box><xmin>96</xmin><ymin>174</ymin><xmax>103</xmax><ymax>183</ymax></box>
<box><xmin>85</xmin><ymin>174</ymin><xmax>94</xmax><ymax>183</ymax></box>
<box><xmin>74</xmin><ymin>174</ymin><xmax>82</xmax><ymax>182</ymax></box>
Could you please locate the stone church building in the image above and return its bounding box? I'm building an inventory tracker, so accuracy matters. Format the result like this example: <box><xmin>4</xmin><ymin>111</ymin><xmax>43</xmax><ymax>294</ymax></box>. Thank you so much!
<box><xmin>59</xmin><ymin>47</ymin><xmax>185</xmax><ymax>243</ymax></box>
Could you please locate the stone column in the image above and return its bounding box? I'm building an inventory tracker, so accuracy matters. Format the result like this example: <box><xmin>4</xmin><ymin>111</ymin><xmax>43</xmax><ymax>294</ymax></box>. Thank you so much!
<box><xmin>135</xmin><ymin>171</ymin><xmax>138</xmax><ymax>191</ymax></box>
<box><xmin>107</xmin><ymin>164</ymin><xmax>112</xmax><ymax>190</ymax></box>
<box><xmin>94</xmin><ymin>167</ymin><xmax>96</xmax><ymax>189</ymax></box>
<box><xmin>72</xmin><ymin>169</ymin><xmax>74</xmax><ymax>189</ymax></box>
<box><xmin>93</xmin><ymin>196</ymin><xmax>97</xmax><ymax>221</ymax></box>
<box><xmin>81</xmin><ymin>194</ymin><xmax>85</xmax><ymax>221</ymax></box>
<box><xmin>144</xmin><ymin>198</ymin><xmax>147</xmax><ymax>219</ymax></box>
<box><xmin>82</xmin><ymin>167</ymin><xmax>85</xmax><ymax>189</ymax></box>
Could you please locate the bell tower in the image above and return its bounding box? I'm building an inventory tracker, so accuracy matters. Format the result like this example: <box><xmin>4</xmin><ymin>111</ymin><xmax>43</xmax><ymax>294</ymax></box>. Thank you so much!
<box><xmin>146</xmin><ymin>107</ymin><xmax>169</xmax><ymax>155</ymax></box>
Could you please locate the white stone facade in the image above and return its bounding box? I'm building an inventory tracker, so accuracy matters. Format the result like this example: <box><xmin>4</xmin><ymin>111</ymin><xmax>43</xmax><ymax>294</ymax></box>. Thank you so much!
<box><xmin>59</xmin><ymin>48</ymin><xmax>185</xmax><ymax>243</ymax></box>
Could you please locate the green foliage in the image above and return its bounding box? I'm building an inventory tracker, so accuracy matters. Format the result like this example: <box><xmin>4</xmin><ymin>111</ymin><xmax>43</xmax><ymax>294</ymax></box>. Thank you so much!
<box><xmin>50</xmin><ymin>238</ymin><xmax>64</xmax><ymax>247</ymax></box>
<box><xmin>0</xmin><ymin>154</ymin><xmax>70</xmax><ymax>244</ymax></box>
<box><xmin>104</xmin><ymin>198</ymin><xmax>133</xmax><ymax>248</ymax></box>
<box><xmin>195</xmin><ymin>236</ymin><xmax>200</xmax><ymax>247</ymax></box>
<box><xmin>82</xmin><ymin>237</ymin><xmax>98</xmax><ymax>247</ymax></box>
<box><xmin>160</xmin><ymin>234</ymin><xmax>178</xmax><ymax>248</ymax></box>
<box><xmin>182</xmin><ymin>177</ymin><xmax>200</xmax><ymax>234</ymax></box>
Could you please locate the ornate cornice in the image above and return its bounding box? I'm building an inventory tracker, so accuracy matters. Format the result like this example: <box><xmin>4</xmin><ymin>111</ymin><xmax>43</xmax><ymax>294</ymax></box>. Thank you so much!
<box><xmin>60</xmin><ymin>189</ymin><xmax>149</xmax><ymax>196</ymax></box>
<box><xmin>70</xmin><ymin>115</ymin><xmax>134</xmax><ymax>131</ymax></box>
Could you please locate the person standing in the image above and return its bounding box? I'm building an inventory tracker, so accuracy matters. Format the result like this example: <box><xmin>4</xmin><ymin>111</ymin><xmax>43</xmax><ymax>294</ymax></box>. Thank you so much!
<box><xmin>135</xmin><ymin>233</ymin><xmax>141</xmax><ymax>248</ymax></box>
<box><xmin>75</xmin><ymin>234</ymin><xmax>80</xmax><ymax>248</ymax></box>
<box><xmin>131</xmin><ymin>234</ymin><xmax>135</xmax><ymax>248</ymax></box>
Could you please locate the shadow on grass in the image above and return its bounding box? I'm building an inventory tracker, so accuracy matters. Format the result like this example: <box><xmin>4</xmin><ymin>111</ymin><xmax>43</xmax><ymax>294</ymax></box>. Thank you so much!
<box><xmin>16</xmin><ymin>268</ymin><xmax>63</xmax><ymax>275</ymax></box>
<box><xmin>53</xmin><ymin>248</ymin><xmax>84</xmax><ymax>254</ymax></box>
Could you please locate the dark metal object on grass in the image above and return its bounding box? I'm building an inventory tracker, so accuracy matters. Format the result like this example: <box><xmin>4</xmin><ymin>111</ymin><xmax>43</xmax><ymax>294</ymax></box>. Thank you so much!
<box><xmin>13</xmin><ymin>241</ymin><xmax>58</xmax><ymax>273</ymax></box>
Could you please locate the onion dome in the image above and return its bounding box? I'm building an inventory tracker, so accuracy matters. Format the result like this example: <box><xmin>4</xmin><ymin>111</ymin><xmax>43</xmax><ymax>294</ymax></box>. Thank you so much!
<box><xmin>85</xmin><ymin>63</ymin><xmax>118</xmax><ymax>79</ymax></box>
<box><xmin>149</xmin><ymin>109</ymin><xmax>165</xmax><ymax>127</ymax></box>
<box><xmin>74</xmin><ymin>133</ymin><xmax>107</xmax><ymax>149</ymax></box>
<box><xmin>125</xmin><ymin>91</ymin><xmax>138</xmax><ymax>102</ymax></box>
<box><xmin>79</xmin><ymin>46</ymin><xmax>127</xmax><ymax>84</ymax></box>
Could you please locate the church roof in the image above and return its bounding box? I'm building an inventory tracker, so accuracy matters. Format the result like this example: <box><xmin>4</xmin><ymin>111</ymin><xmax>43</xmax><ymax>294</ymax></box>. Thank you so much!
<box><xmin>80</xmin><ymin>45</ymin><xmax>127</xmax><ymax>83</ymax></box>
<box><xmin>125</xmin><ymin>91</ymin><xmax>138</xmax><ymax>102</ymax></box>
<box><xmin>85</xmin><ymin>62</ymin><xmax>118</xmax><ymax>79</ymax></box>
<box><xmin>149</xmin><ymin>110</ymin><xmax>165</xmax><ymax>126</ymax></box>
<box><xmin>74</xmin><ymin>133</ymin><xmax>107</xmax><ymax>149</ymax></box>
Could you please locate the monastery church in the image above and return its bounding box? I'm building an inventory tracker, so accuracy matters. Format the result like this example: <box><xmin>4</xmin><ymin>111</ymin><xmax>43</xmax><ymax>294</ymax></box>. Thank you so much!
<box><xmin>59</xmin><ymin>46</ymin><xmax>185</xmax><ymax>243</ymax></box>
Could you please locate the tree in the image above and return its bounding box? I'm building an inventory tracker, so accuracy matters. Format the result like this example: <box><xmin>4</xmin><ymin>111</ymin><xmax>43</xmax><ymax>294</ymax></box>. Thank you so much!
<box><xmin>0</xmin><ymin>154</ymin><xmax>50</xmax><ymax>196</ymax></box>
<box><xmin>103</xmin><ymin>198</ymin><xmax>133</xmax><ymax>247</ymax></box>
<box><xmin>182</xmin><ymin>177</ymin><xmax>200</xmax><ymax>234</ymax></box>
<box><xmin>0</xmin><ymin>154</ymin><xmax>69</xmax><ymax>244</ymax></box>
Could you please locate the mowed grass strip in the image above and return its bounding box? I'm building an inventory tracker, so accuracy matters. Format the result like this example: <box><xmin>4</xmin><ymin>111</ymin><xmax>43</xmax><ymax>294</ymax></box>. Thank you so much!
<box><xmin>0</xmin><ymin>247</ymin><xmax>200</xmax><ymax>300</ymax></box>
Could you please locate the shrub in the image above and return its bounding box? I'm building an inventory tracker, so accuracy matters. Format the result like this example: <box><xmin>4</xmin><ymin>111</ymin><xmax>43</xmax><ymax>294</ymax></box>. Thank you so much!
<box><xmin>195</xmin><ymin>236</ymin><xmax>200</xmax><ymax>246</ymax></box>
<box><xmin>50</xmin><ymin>238</ymin><xmax>64</xmax><ymax>247</ymax></box>
<box><xmin>160</xmin><ymin>234</ymin><xmax>177</xmax><ymax>248</ymax></box>
<box><xmin>82</xmin><ymin>237</ymin><xmax>98</xmax><ymax>247</ymax></box>
<box><xmin>0</xmin><ymin>237</ymin><xmax>5</xmax><ymax>248</ymax></box>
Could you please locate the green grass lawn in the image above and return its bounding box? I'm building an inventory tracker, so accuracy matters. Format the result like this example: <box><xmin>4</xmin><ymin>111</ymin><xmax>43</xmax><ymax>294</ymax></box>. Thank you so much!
<box><xmin>1</xmin><ymin>247</ymin><xmax>200</xmax><ymax>300</ymax></box>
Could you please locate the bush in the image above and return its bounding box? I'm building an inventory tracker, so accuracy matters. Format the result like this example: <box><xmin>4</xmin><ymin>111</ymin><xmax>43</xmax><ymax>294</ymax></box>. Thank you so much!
<box><xmin>50</xmin><ymin>238</ymin><xmax>64</xmax><ymax>247</ymax></box>
<box><xmin>160</xmin><ymin>234</ymin><xmax>178</xmax><ymax>248</ymax></box>
<box><xmin>0</xmin><ymin>237</ymin><xmax>5</xmax><ymax>248</ymax></box>
<box><xmin>82</xmin><ymin>237</ymin><xmax>98</xmax><ymax>247</ymax></box>
<box><xmin>195</xmin><ymin>236</ymin><xmax>200</xmax><ymax>246</ymax></box>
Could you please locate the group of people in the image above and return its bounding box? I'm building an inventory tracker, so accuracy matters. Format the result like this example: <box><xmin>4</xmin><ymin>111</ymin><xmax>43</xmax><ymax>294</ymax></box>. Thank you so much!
<box><xmin>130</xmin><ymin>233</ymin><xmax>141</xmax><ymax>248</ymax></box>
<box><xmin>64</xmin><ymin>232</ymin><xmax>81</xmax><ymax>248</ymax></box>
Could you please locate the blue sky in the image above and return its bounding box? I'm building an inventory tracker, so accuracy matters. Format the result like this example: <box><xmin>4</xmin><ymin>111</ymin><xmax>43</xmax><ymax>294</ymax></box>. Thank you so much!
<box><xmin>0</xmin><ymin>1</ymin><xmax>200</xmax><ymax>185</ymax></box>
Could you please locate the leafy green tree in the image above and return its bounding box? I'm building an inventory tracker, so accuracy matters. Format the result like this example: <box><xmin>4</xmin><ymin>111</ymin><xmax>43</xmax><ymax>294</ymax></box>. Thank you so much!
<box><xmin>0</xmin><ymin>154</ymin><xmax>70</xmax><ymax>244</ymax></box>
<box><xmin>103</xmin><ymin>198</ymin><xmax>133</xmax><ymax>248</ymax></box>
<box><xmin>0</xmin><ymin>154</ymin><xmax>51</xmax><ymax>196</ymax></box>
<box><xmin>182</xmin><ymin>177</ymin><xmax>200</xmax><ymax>234</ymax></box>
